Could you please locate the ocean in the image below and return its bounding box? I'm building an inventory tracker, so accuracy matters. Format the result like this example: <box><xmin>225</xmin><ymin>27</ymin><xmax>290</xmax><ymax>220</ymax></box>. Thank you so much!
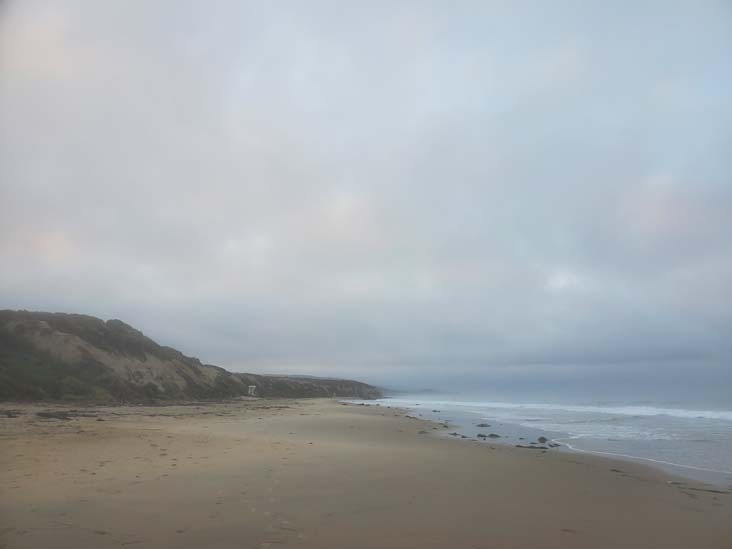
<box><xmin>355</xmin><ymin>395</ymin><xmax>732</xmax><ymax>487</ymax></box>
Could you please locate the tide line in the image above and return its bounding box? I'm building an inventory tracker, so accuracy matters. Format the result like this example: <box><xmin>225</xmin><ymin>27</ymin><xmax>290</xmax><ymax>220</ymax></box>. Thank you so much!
<box><xmin>553</xmin><ymin>437</ymin><xmax>732</xmax><ymax>476</ymax></box>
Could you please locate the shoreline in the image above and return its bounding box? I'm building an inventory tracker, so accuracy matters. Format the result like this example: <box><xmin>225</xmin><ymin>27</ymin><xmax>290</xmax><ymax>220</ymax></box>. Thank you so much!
<box><xmin>355</xmin><ymin>398</ymin><xmax>732</xmax><ymax>487</ymax></box>
<box><xmin>2</xmin><ymin>399</ymin><xmax>731</xmax><ymax>548</ymax></box>
<box><xmin>360</xmin><ymin>401</ymin><xmax>705</xmax><ymax>488</ymax></box>
<box><xmin>551</xmin><ymin>434</ymin><xmax>732</xmax><ymax>485</ymax></box>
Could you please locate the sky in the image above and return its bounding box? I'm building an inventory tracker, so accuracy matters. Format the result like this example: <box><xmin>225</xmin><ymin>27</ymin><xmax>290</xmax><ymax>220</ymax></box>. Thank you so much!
<box><xmin>1</xmin><ymin>1</ymin><xmax>731</xmax><ymax>401</ymax></box>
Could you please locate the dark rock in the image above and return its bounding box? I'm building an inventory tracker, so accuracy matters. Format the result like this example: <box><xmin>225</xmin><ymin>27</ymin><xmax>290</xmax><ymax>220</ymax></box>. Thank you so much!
<box><xmin>537</xmin><ymin>436</ymin><xmax>548</xmax><ymax>443</ymax></box>
<box><xmin>488</xmin><ymin>433</ymin><xmax>501</xmax><ymax>438</ymax></box>
<box><xmin>476</xmin><ymin>423</ymin><xmax>491</xmax><ymax>428</ymax></box>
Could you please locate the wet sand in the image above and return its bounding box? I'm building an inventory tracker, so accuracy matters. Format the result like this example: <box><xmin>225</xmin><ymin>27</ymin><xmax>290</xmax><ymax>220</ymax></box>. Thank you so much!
<box><xmin>1</xmin><ymin>399</ymin><xmax>730</xmax><ymax>548</ymax></box>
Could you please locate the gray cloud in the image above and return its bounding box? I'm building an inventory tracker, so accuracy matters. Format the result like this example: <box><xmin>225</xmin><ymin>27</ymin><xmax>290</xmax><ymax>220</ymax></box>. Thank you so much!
<box><xmin>1</xmin><ymin>1</ymin><xmax>731</xmax><ymax>398</ymax></box>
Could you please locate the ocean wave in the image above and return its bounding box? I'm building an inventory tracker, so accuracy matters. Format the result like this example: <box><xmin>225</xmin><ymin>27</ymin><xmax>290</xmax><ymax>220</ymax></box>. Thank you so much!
<box><xmin>521</xmin><ymin>422</ymin><xmax>667</xmax><ymax>440</ymax></box>
<box><xmin>385</xmin><ymin>399</ymin><xmax>732</xmax><ymax>422</ymax></box>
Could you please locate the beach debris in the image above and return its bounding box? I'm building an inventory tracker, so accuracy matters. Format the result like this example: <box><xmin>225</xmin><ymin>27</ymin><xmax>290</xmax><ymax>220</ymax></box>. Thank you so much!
<box><xmin>515</xmin><ymin>444</ymin><xmax>549</xmax><ymax>450</ymax></box>
<box><xmin>36</xmin><ymin>409</ymin><xmax>102</xmax><ymax>420</ymax></box>
<box><xmin>418</xmin><ymin>430</ymin><xmax>428</xmax><ymax>434</ymax></box>
<box><xmin>682</xmin><ymin>487</ymin><xmax>731</xmax><ymax>495</ymax></box>
<box><xmin>36</xmin><ymin>411</ymin><xmax>73</xmax><ymax>420</ymax></box>
<box><xmin>432</xmin><ymin>409</ymin><xmax>441</xmax><ymax>412</ymax></box>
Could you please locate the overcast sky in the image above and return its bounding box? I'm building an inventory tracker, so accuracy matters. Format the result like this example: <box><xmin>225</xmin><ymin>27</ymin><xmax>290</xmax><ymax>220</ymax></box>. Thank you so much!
<box><xmin>1</xmin><ymin>1</ymin><xmax>731</xmax><ymax>399</ymax></box>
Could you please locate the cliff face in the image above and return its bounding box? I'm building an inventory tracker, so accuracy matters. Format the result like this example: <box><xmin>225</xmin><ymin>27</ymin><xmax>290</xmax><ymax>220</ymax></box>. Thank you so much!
<box><xmin>0</xmin><ymin>310</ymin><xmax>381</xmax><ymax>402</ymax></box>
<box><xmin>236</xmin><ymin>374</ymin><xmax>382</xmax><ymax>400</ymax></box>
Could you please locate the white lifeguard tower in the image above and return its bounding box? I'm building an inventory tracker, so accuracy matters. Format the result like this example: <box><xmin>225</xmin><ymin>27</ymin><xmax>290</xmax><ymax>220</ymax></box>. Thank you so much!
<box><xmin>247</xmin><ymin>385</ymin><xmax>257</xmax><ymax>396</ymax></box>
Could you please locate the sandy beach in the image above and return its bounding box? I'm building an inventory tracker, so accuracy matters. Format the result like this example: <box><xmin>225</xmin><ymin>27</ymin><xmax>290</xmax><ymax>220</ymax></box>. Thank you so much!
<box><xmin>1</xmin><ymin>399</ymin><xmax>730</xmax><ymax>549</ymax></box>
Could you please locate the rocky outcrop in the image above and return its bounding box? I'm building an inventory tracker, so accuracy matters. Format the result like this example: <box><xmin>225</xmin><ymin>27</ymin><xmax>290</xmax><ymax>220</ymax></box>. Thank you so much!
<box><xmin>0</xmin><ymin>310</ymin><xmax>382</xmax><ymax>403</ymax></box>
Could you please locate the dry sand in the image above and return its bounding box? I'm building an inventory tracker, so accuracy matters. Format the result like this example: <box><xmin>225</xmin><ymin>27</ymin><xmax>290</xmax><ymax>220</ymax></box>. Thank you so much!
<box><xmin>1</xmin><ymin>399</ymin><xmax>730</xmax><ymax>548</ymax></box>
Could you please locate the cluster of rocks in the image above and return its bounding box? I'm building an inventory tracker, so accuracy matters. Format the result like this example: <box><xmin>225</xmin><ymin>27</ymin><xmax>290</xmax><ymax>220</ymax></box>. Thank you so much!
<box><xmin>513</xmin><ymin>436</ymin><xmax>562</xmax><ymax>450</ymax></box>
<box><xmin>441</xmin><ymin>422</ymin><xmax>561</xmax><ymax>451</ymax></box>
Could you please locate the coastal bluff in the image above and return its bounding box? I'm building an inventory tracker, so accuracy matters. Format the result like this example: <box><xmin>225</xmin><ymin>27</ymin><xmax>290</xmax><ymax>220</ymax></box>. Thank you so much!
<box><xmin>0</xmin><ymin>310</ymin><xmax>381</xmax><ymax>403</ymax></box>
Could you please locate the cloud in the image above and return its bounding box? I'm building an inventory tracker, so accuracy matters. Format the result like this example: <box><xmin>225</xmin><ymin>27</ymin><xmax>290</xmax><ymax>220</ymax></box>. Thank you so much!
<box><xmin>1</xmin><ymin>1</ymin><xmax>731</xmax><ymax>398</ymax></box>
